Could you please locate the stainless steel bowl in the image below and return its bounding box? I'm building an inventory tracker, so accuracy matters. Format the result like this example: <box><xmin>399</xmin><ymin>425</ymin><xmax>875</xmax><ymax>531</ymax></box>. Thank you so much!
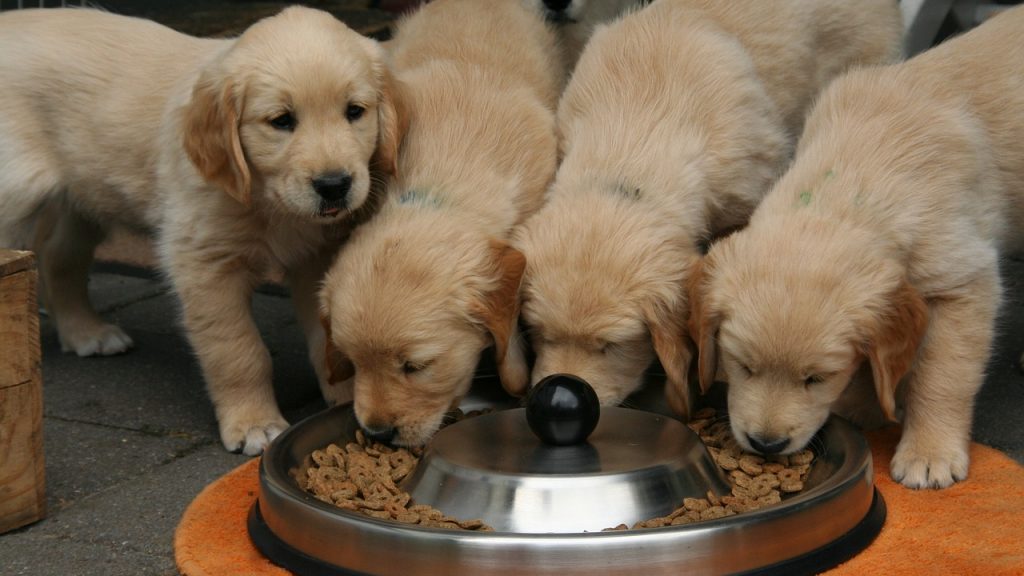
<box><xmin>404</xmin><ymin>407</ymin><xmax>732</xmax><ymax>532</ymax></box>
<box><xmin>250</xmin><ymin>382</ymin><xmax>884</xmax><ymax>575</ymax></box>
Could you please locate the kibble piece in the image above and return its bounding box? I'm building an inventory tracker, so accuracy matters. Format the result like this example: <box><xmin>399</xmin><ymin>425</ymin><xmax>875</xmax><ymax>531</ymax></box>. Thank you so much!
<box><xmin>780</xmin><ymin>479</ymin><xmax>804</xmax><ymax>493</ymax></box>
<box><xmin>716</xmin><ymin>452</ymin><xmax>739</xmax><ymax>471</ymax></box>
<box><xmin>330</xmin><ymin>481</ymin><xmax>358</xmax><ymax>501</ymax></box>
<box><xmin>790</xmin><ymin>450</ymin><xmax>814</xmax><ymax>466</ymax></box>
<box><xmin>457</xmin><ymin>518</ymin><xmax>487</xmax><ymax>530</ymax></box>
<box><xmin>394</xmin><ymin>511</ymin><xmax>420</xmax><ymax>524</ymax></box>
<box><xmin>687</xmin><ymin>419</ymin><xmax>711</xmax><ymax>434</ymax></box>
<box><xmin>311</xmin><ymin>449</ymin><xmax>333</xmax><ymax>467</ymax></box>
<box><xmin>730</xmin><ymin>470</ymin><xmax>753</xmax><ymax>487</ymax></box>
<box><xmin>706</xmin><ymin>490</ymin><xmax>722</xmax><ymax>507</ymax></box>
<box><xmin>683</xmin><ymin>498</ymin><xmax>710</xmax><ymax>512</ymax></box>
<box><xmin>699</xmin><ymin>506</ymin><xmax>730</xmax><ymax>521</ymax></box>
<box><xmin>756</xmin><ymin>491</ymin><xmax>782</xmax><ymax>506</ymax></box>
<box><xmin>738</xmin><ymin>454</ymin><xmax>765</xmax><ymax>476</ymax></box>
<box><xmin>758</xmin><ymin>472</ymin><xmax>781</xmax><ymax>489</ymax></box>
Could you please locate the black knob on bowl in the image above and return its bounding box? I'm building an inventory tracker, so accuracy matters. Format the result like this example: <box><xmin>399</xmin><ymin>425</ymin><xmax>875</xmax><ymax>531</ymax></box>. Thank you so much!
<box><xmin>525</xmin><ymin>374</ymin><xmax>600</xmax><ymax>446</ymax></box>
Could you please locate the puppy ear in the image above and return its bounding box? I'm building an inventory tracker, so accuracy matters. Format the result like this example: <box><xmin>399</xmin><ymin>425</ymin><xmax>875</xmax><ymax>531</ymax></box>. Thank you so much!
<box><xmin>319</xmin><ymin>315</ymin><xmax>355</xmax><ymax>387</ymax></box>
<box><xmin>473</xmin><ymin>240</ymin><xmax>530</xmax><ymax>397</ymax></box>
<box><xmin>183</xmin><ymin>74</ymin><xmax>252</xmax><ymax>206</ymax></box>
<box><xmin>643</xmin><ymin>295</ymin><xmax>693</xmax><ymax>420</ymax></box>
<box><xmin>371</xmin><ymin>55</ymin><xmax>407</xmax><ymax>176</ymax></box>
<box><xmin>687</xmin><ymin>257</ymin><xmax>720</xmax><ymax>396</ymax></box>
<box><xmin>861</xmin><ymin>279</ymin><xmax>928</xmax><ymax>421</ymax></box>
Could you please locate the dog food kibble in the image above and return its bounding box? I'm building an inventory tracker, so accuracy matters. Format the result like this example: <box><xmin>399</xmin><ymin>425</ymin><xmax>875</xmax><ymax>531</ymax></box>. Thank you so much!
<box><xmin>298</xmin><ymin>407</ymin><xmax>814</xmax><ymax>532</ymax></box>
<box><xmin>627</xmin><ymin>410</ymin><xmax>816</xmax><ymax>529</ymax></box>
<box><xmin>296</xmin><ymin>409</ymin><xmax>494</xmax><ymax>531</ymax></box>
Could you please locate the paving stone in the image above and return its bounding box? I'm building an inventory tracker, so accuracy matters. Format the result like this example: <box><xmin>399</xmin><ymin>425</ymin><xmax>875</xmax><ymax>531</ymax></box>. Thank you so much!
<box><xmin>22</xmin><ymin>445</ymin><xmax>248</xmax><ymax>562</ymax></box>
<box><xmin>42</xmin><ymin>419</ymin><xmax>200</xmax><ymax>512</ymax></box>
<box><xmin>0</xmin><ymin>536</ymin><xmax>178</xmax><ymax>576</ymax></box>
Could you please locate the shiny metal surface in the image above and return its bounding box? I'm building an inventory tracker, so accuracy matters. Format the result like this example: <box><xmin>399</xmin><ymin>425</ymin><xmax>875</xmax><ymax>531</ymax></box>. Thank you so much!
<box><xmin>257</xmin><ymin>391</ymin><xmax>878</xmax><ymax>576</ymax></box>
<box><xmin>404</xmin><ymin>407</ymin><xmax>731</xmax><ymax>532</ymax></box>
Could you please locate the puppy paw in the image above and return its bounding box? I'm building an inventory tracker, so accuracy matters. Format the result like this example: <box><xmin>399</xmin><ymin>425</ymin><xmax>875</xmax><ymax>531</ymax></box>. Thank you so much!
<box><xmin>890</xmin><ymin>439</ymin><xmax>970</xmax><ymax>489</ymax></box>
<box><xmin>60</xmin><ymin>323</ymin><xmax>134</xmax><ymax>357</ymax></box>
<box><xmin>219</xmin><ymin>415</ymin><xmax>290</xmax><ymax>456</ymax></box>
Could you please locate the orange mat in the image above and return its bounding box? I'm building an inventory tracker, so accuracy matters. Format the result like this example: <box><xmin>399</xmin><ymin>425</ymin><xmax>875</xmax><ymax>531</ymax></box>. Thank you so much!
<box><xmin>175</xmin><ymin>427</ymin><xmax>1024</xmax><ymax>575</ymax></box>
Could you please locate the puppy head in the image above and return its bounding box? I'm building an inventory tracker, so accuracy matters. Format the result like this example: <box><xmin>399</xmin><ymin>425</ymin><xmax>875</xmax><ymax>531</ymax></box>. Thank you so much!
<box><xmin>692</xmin><ymin>222</ymin><xmax>928</xmax><ymax>455</ymax></box>
<box><xmin>184</xmin><ymin>6</ymin><xmax>405</xmax><ymax>221</ymax></box>
<box><xmin>320</xmin><ymin>218</ymin><xmax>525</xmax><ymax>446</ymax></box>
<box><xmin>528</xmin><ymin>0</ymin><xmax>645</xmax><ymax>25</ymax></box>
<box><xmin>512</xmin><ymin>193</ymin><xmax>695</xmax><ymax>413</ymax></box>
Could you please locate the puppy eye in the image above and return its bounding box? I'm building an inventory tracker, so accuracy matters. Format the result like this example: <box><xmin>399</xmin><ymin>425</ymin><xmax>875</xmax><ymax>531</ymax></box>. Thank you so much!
<box><xmin>804</xmin><ymin>374</ymin><xmax>825</xmax><ymax>386</ymax></box>
<box><xmin>740</xmin><ymin>364</ymin><xmax>753</xmax><ymax>376</ymax></box>
<box><xmin>402</xmin><ymin>361</ymin><xmax>425</xmax><ymax>375</ymax></box>
<box><xmin>345</xmin><ymin>104</ymin><xmax>366</xmax><ymax>122</ymax></box>
<box><xmin>269</xmin><ymin>112</ymin><xmax>296</xmax><ymax>131</ymax></box>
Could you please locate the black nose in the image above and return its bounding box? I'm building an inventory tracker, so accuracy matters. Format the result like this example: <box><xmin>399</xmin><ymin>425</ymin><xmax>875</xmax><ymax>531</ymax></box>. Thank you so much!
<box><xmin>312</xmin><ymin>172</ymin><xmax>352</xmax><ymax>203</ymax></box>
<box><xmin>542</xmin><ymin>0</ymin><xmax>571</xmax><ymax>12</ymax></box>
<box><xmin>362</xmin><ymin>425</ymin><xmax>396</xmax><ymax>444</ymax></box>
<box><xmin>747</xmin><ymin>434</ymin><xmax>790</xmax><ymax>455</ymax></box>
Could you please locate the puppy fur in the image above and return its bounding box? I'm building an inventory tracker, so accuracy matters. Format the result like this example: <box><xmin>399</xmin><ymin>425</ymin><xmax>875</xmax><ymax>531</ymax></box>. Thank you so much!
<box><xmin>319</xmin><ymin>0</ymin><xmax>560</xmax><ymax>446</ymax></box>
<box><xmin>511</xmin><ymin>0</ymin><xmax>903</xmax><ymax>414</ymax></box>
<box><xmin>0</xmin><ymin>7</ymin><xmax>400</xmax><ymax>454</ymax></box>
<box><xmin>528</xmin><ymin>0</ymin><xmax>649</xmax><ymax>71</ymax></box>
<box><xmin>690</xmin><ymin>6</ymin><xmax>1024</xmax><ymax>488</ymax></box>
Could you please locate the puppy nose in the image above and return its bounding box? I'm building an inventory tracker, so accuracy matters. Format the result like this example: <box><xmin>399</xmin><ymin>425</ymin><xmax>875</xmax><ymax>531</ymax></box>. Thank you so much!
<box><xmin>542</xmin><ymin>0</ymin><xmax>571</xmax><ymax>12</ymax></box>
<box><xmin>362</xmin><ymin>424</ymin><xmax>396</xmax><ymax>444</ymax></box>
<box><xmin>312</xmin><ymin>172</ymin><xmax>352</xmax><ymax>203</ymax></box>
<box><xmin>747</xmin><ymin>434</ymin><xmax>790</xmax><ymax>455</ymax></box>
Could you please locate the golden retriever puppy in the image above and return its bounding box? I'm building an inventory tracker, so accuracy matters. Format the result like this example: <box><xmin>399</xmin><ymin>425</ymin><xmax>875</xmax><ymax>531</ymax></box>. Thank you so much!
<box><xmin>319</xmin><ymin>0</ymin><xmax>560</xmax><ymax>446</ymax></box>
<box><xmin>510</xmin><ymin>0</ymin><xmax>903</xmax><ymax>415</ymax></box>
<box><xmin>0</xmin><ymin>7</ymin><xmax>401</xmax><ymax>454</ymax></box>
<box><xmin>689</xmin><ymin>5</ymin><xmax>1024</xmax><ymax>488</ymax></box>
<box><xmin>529</xmin><ymin>0</ymin><xmax>650</xmax><ymax>70</ymax></box>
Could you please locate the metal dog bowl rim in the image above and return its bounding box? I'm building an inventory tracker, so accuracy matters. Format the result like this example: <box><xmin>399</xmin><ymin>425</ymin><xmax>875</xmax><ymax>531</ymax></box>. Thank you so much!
<box><xmin>250</xmin><ymin>403</ymin><xmax>884</xmax><ymax>575</ymax></box>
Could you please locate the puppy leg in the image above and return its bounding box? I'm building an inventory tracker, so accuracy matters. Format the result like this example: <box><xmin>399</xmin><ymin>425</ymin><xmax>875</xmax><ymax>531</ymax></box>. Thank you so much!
<box><xmin>288</xmin><ymin>252</ymin><xmax>353</xmax><ymax>407</ymax></box>
<box><xmin>892</xmin><ymin>270</ymin><xmax>1000</xmax><ymax>489</ymax></box>
<box><xmin>35</xmin><ymin>204</ymin><xmax>134</xmax><ymax>356</ymax></box>
<box><xmin>169</xmin><ymin>256</ymin><xmax>287</xmax><ymax>455</ymax></box>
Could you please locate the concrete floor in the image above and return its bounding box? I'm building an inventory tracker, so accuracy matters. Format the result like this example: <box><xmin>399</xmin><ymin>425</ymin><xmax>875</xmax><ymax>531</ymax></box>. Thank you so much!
<box><xmin>0</xmin><ymin>2</ymin><xmax>1022</xmax><ymax>575</ymax></box>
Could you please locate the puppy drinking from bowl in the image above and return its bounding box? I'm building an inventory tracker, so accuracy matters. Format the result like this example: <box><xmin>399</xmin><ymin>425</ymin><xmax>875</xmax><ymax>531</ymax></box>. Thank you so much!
<box><xmin>510</xmin><ymin>0</ymin><xmax>903</xmax><ymax>416</ymax></box>
<box><xmin>688</xmin><ymin>6</ymin><xmax>1024</xmax><ymax>488</ymax></box>
<box><xmin>319</xmin><ymin>0</ymin><xmax>561</xmax><ymax>446</ymax></box>
<box><xmin>0</xmin><ymin>7</ymin><xmax>401</xmax><ymax>454</ymax></box>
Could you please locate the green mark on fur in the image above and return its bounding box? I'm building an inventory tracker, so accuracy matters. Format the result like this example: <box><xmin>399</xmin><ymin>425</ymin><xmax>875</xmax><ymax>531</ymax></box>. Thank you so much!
<box><xmin>795</xmin><ymin>168</ymin><xmax>836</xmax><ymax>208</ymax></box>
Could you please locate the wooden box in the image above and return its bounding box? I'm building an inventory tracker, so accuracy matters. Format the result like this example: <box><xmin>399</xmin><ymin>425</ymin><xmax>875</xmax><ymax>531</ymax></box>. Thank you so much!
<box><xmin>0</xmin><ymin>249</ymin><xmax>46</xmax><ymax>533</ymax></box>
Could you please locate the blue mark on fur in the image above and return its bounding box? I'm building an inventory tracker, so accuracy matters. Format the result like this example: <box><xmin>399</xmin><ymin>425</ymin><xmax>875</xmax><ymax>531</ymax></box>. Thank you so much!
<box><xmin>397</xmin><ymin>189</ymin><xmax>443</xmax><ymax>209</ymax></box>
